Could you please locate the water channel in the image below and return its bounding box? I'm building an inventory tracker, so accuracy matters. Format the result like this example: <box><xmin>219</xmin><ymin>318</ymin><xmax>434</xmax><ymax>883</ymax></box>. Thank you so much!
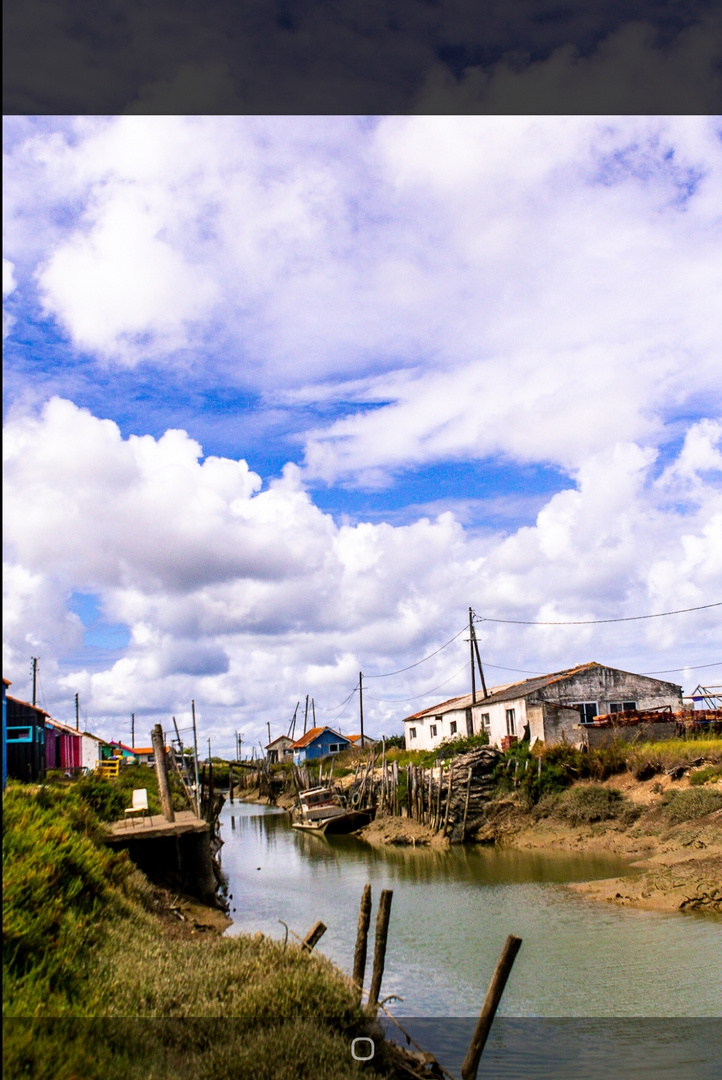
<box><xmin>219</xmin><ymin>801</ymin><xmax>721</xmax><ymax>1076</ymax></box>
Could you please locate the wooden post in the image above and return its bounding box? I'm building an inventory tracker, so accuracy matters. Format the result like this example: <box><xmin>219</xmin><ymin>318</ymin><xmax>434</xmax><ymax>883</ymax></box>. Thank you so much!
<box><xmin>368</xmin><ymin>889</ymin><xmax>393</xmax><ymax>1011</ymax></box>
<box><xmin>469</xmin><ymin>606</ymin><xmax>477</xmax><ymax>705</ymax></box>
<box><xmin>151</xmin><ymin>723</ymin><xmax>175</xmax><ymax>822</ymax></box>
<box><xmin>443</xmin><ymin>764</ymin><xmax>454</xmax><ymax>835</ymax></box>
<box><xmin>229</xmin><ymin>765</ymin><xmax>234</xmax><ymax>803</ymax></box>
<box><xmin>352</xmin><ymin>884</ymin><xmax>373</xmax><ymax>993</ymax></box>
<box><xmin>302</xmin><ymin>920</ymin><xmax>327</xmax><ymax>951</ymax></box>
<box><xmin>460</xmin><ymin>935</ymin><xmax>523</xmax><ymax>1080</ymax></box>
<box><xmin>435</xmin><ymin>767</ymin><xmax>443</xmax><ymax>831</ymax></box>
<box><xmin>462</xmin><ymin>766</ymin><xmax>473</xmax><ymax>840</ymax></box>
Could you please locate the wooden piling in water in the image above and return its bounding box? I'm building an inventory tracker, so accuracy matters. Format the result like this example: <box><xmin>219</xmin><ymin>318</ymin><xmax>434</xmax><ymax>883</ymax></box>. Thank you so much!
<box><xmin>460</xmin><ymin>934</ymin><xmax>523</xmax><ymax>1080</ymax></box>
<box><xmin>368</xmin><ymin>889</ymin><xmax>393</xmax><ymax>1011</ymax></box>
<box><xmin>302</xmin><ymin>920</ymin><xmax>327</xmax><ymax>951</ymax></box>
<box><xmin>352</xmin><ymin>884</ymin><xmax>372</xmax><ymax>994</ymax></box>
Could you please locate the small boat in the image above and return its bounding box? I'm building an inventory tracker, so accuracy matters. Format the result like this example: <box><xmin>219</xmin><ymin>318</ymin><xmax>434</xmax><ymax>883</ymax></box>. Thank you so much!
<box><xmin>291</xmin><ymin>786</ymin><xmax>371</xmax><ymax>835</ymax></box>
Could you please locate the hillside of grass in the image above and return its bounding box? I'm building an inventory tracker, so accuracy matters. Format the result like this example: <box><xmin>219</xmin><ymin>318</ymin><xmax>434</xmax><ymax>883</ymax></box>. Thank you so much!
<box><xmin>3</xmin><ymin>781</ymin><xmax>395</xmax><ymax>1080</ymax></box>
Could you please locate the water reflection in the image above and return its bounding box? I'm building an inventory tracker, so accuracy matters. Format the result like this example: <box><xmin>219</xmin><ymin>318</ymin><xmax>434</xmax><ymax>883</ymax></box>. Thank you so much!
<box><xmin>220</xmin><ymin>802</ymin><xmax>722</xmax><ymax>1018</ymax></box>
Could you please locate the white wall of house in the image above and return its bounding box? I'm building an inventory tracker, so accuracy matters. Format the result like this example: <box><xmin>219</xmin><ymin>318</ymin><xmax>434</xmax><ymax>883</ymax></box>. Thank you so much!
<box><xmin>81</xmin><ymin>733</ymin><xmax>104</xmax><ymax>771</ymax></box>
<box><xmin>471</xmin><ymin>698</ymin><xmax>527</xmax><ymax>749</ymax></box>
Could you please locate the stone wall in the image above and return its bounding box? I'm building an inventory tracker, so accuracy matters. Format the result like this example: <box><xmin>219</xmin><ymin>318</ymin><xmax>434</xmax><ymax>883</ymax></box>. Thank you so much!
<box><xmin>576</xmin><ymin>720</ymin><xmax>678</xmax><ymax>748</ymax></box>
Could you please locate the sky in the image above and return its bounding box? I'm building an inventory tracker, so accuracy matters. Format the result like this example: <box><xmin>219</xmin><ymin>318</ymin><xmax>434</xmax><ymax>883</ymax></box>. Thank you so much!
<box><xmin>3</xmin><ymin>115</ymin><xmax>722</xmax><ymax>755</ymax></box>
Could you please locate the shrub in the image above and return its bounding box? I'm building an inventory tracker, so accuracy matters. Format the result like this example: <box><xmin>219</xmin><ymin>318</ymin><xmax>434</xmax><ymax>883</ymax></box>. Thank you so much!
<box><xmin>661</xmin><ymin>788</ymin><xmax>722</xmax><ymax>824</ymax></box>
<box><xmin>688</xmin><ymin>764</ymin><xmax>722</xmax><ymax>786</ymax></box>
<box><xmin>555</xmin><ymin>784</ymin><xmax>627</xmax><ymax>825</ymax></box>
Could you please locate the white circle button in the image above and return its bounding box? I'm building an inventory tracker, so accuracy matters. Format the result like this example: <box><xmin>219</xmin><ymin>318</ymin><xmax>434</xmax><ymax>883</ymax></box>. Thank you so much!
<box><xmin>351</xmin><ymin>1037</ymin><xmax>375</xmax><ymax>1061</ymax></box>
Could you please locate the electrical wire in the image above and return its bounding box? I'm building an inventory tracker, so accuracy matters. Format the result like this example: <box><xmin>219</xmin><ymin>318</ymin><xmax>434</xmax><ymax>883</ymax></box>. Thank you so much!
<box><xmin>640</xmin><ymin>661</ymin><xmax>722</xmax><ymax>675</ymax></box>
<box><xmin>364</xmin><ymin>626</ymin><xmax>467</xmax><ymax>678</ymax></box>
<box><xmin>364</xmin><ymin>662</ymin><xmax>471</xmax><ymax>704</ymax></box>
<box><xmin>474</xmin><ymin>602</ymin><xmax>721</xmax><ymax>626</ymax></box>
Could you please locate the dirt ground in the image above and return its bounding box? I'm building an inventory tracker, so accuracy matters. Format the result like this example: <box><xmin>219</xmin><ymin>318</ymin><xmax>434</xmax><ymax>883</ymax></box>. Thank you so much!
<box><xmin>357</xmin><ymin>772</ymin><xmax>722</xmax><ymax>915</ymax></box>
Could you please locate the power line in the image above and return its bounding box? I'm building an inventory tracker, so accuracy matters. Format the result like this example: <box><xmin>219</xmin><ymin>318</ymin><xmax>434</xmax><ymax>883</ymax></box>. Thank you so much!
<box><xmin>641</xmin><ymin>661</ymin><xmax>722</xmax><ymax>675</ymax></box>
<box><xmin>474</xmin><ymin>602</ymin><xmax>722</xmax><ymax>626</ymax></box>
<box><xmin>364</xmin><ymin>626</ymin><xmax>467</xmax><ymax>678</ymax></box>
<box><xmin>365</xmin><ymin>662</ymin><xmax>470</xmax><ymax>704</ymax></box>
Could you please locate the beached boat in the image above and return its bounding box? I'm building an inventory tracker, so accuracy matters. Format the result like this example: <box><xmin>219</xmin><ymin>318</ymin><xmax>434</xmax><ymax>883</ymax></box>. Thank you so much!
<box><xmin>291</xmin><ymin>786</ymin><xmax>371</xmax><ymax>835</ymax></box>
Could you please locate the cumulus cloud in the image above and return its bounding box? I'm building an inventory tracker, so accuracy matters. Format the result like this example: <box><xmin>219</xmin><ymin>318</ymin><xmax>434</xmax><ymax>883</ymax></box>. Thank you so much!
<box><xmin>4</xmin><ymin>115</ymin><xmax>721</xmax><ymax>489</ymax></box>
<box><xmin>4</xmin><ymin>400</ymin><xmax>720</xmax><ymax>750</ymax></box>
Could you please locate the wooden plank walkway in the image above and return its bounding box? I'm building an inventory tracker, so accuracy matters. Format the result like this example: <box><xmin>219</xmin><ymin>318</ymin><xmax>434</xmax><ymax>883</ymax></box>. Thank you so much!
<box><xmin>106</xmin><ymin>809</ymin><xmax>208</xmax><ymax>843</ymax></box>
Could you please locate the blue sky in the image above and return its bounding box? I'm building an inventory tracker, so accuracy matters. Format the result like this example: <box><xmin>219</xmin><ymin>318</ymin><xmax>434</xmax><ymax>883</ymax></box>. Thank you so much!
<box><xmin>3</xmin><ymin>116</ymin><xmax>722</xmax><ymax>752</ymax></box>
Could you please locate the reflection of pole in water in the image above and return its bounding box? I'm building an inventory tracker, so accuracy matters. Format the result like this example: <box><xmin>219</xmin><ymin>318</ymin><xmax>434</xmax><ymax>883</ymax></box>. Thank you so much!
<box><xmin>231</xmin><ymin>816</ymin><xmax>236</xmax><ymax>829</ymax></box>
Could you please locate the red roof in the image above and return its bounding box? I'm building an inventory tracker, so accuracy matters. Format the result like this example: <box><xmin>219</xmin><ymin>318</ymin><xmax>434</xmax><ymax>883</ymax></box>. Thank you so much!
<box><xmin>291</xmin><ymin>726</ymin><xmax>347</xmax><ymax>749</ymax></box>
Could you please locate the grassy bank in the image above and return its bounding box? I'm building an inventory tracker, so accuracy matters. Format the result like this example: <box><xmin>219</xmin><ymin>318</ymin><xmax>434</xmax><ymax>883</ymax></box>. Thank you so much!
<box><xmin>3</xmin><ymin>781</ymin><xmax>395</xmax><ymax>1080</ymax></box>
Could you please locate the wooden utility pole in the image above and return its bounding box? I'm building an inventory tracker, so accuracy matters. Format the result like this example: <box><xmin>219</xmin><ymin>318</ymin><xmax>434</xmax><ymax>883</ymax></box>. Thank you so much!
<box><xmin>312</xmin><ymin>698</ymin><xmax>316</xmax><ymax>726</ymax></box>
<box><xmin>288</xmin><ymin>702</ymin><xmax>299</xmax><ymax>739</ymax></box>
<box><xmin>75</xmin><ymin>692</ymin><xmax>79</xmax><ymax>730</ymax></box>
<box><xmin>469</xmin><ymin>607</ymin><xmax>477</xmax><ymax>705</ymax></box>
<box><xmin>151</xmin><ymin>723</ymin><xmax>175</xmax><ymax>822</ymax></box>
<box><xmin>471</xmin><ymin>621</ymin><xmax>488</xmax><ymax>699</ymax></box>
<box><xmin>460</xmin><ymin>935</ymin><xmax>523</xmax><ymax>1080</ymax></box>
<box><xmin>131</xmin><ymin>713</ymin><xmax>135</xmax><ymax>748</ymax></box>
<box><xmin>359</xmin><ymin>672</ymin><xmax>364</xmax><ymax>746</ymax></box>
<box><xmin>267</xmin><ymin>721</ymin><xmax>271</xmax><ymax>747</ymax></box>
<box><xmin>191</xmin><ymin>700</ymin><xmax>200</xmax><ymax>812</ymax></box>
<box><xmin>303</xmin><ymin>694</ymin><xmax>309</xmax><ymax>735</ymax></box>
<box><xmin>31</xmin><ymin>657</ymin><xmax>38</xmax><ymax>706</ymax></box>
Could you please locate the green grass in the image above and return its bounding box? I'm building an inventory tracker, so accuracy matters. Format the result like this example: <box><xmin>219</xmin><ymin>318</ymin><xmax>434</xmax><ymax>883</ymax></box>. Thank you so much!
<box><xmin>660</xmin><ymin>787</ymin><xmax>722</xmax><ymax>824</ymax></box>
<box><xmin>689</xmin><ymin>763</ymin><xmax>722</xmax><ymax>786</ymax></box>
<box><xmin>3</xmin><ymin>781</ymin><xmax>394</xmax><ymax>1080</ymax></box>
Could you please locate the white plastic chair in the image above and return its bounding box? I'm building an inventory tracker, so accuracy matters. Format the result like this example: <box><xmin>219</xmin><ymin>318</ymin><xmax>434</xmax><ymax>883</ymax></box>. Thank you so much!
<box><xmin>125</xmin><ymin>788</ymin><xmax>152</xmax><ymax>826</ymax></box>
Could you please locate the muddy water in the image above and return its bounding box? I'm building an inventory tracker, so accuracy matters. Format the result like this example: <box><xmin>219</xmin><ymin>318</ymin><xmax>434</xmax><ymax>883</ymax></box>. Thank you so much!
<box><xmin>219</xmin><ymin>802</ymin><xmax>722</xmax><ymax>1022</ymax></box>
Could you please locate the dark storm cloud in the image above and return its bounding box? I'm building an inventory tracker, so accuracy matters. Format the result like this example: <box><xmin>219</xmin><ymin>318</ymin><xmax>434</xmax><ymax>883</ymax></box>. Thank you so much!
<box><xmin>3</xmin><ymin>0</ymin><xmax>721</xmax><ymax>113</ymax></box>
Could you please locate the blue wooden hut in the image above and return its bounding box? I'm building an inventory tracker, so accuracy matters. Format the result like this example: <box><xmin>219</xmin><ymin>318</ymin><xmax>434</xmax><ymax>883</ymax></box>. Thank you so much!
<box><xmin>291</xmin><ymin>726</ymin><xmax>352</xmax><ymax>764</ymax></box>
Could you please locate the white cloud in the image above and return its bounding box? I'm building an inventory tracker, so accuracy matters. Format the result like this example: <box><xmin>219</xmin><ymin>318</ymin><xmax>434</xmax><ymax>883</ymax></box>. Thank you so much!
<box><xmin>3</xmin><ymin>257</ymin><xmax>17</xmax><ymax>338</ymax></box>
<box><xmin>3</xmin><ymin>400</ymin><xmax>720</xmax><ymax>750</ymax></box>
<box><xmin>5</xmin><ymin>115</ymin><xmax>720</xmax><ymax>484</ymax></box>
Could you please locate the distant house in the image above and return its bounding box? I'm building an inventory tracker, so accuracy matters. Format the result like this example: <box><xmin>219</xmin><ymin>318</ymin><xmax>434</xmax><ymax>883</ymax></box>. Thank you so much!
<box><xmin>403</xmin><ymin>662</ymin><xmax>683</xmax><ymax>752</ymax></box>
<box><xmin>103</xmin><ymin>740</ymin><xmax>141</xmax><ymax>763</ymax></box>
<box><xmin>347</xmin><ymin>734</ymin><xmax>376</xmax><ymax>749</ymax></box>
<box><xmin>5</xmin><ymin>694</ymin><xmax>49</xmax><ymax>781</ymax></box>
<box><xmin>291</xmin><ymin>726</ymin><xmax>353</xmax><ymax>764</ymax></box>
<box><xmin>265</xmin><ymin>735</ymin><xmax>294</xmax><ymax>764</ymax></box>
<box><xmin>45</xmin><ymin>717</ymin><xmax>83</xmax><ymax>771</ymax></box>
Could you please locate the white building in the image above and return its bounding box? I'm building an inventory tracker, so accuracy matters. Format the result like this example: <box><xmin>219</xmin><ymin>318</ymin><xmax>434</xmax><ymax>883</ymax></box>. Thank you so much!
<box><xmin>403</xmin><ymin>662</ymin><xmax>683</xmax><ymax>752</ymax></box>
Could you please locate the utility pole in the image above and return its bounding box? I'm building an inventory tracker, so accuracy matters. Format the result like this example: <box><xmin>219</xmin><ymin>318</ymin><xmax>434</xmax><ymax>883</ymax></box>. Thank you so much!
<box><xmin>469</xmin><ymin>607</ymin><xmax>477</xmax><ymax>705</ymax></box>
<box><xmin>303</xmin><ymin>694</ymin><xmax>309</xmax><ymax>735</ymax></box>
<box><xmin>359</xmin><ymin>672</ymin><xmax>364</xmax><ymax>746</ymax></box>
<box><xmin>31</xmin><ymin>658</ymin><xmax>38</xmax><ymax>707</ymax></box>
<box><xmin>75</xmin><ymin>692</ymin><xmax>80</xmax><ymax>730</ymax></box>
<box><xmin>472</xmin><ymin>622</ymin><xmax>488</xmax><ymax>699</ymax></box>
<box><xmin>288</xmin><ymin>702</ymin><xmax>299</xmax><ymax>739</ymax></box>
<box><xmin>131</xmin><ymin>712</ymin><xmax>135</xmax><ymax>747</ymax></box>
<box><xmin>191</xmin><ymin>700</ymin><xmax>200</xmax><ymax>814</ymax></box>
<box><xmin>267</xmin><ymin>721</ymin><xmax>271</xmax><ymax>748</ymax></box>
<box><xmin>312</xmin><ymin>698</ymin><xmax>316</xmax><ymax>727</ymax></box>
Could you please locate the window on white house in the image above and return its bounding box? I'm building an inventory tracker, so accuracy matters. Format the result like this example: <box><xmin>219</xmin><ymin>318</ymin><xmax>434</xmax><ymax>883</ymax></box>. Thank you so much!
<box><xmin>409</xmin><ymin>727</ymin><xmax>417</xmax><ymax>739</ymax></box>
<box><xmin>572</xmin><ymin>702</ymin><xmax>598</xmax><ymax>723</ymax></box>
<box><xmin>435</xmin><ymin>715</ymin><xmax>442</xmax><ymax>724</ymax></box>
<box><xmin>610</xmin><ymin>702</ymin><xmax>636</xmax><ymax>713</ymax></box>
<box><xmin>450</xmin><ymin>720</ymin><xmax>457</xmax><ymax>735</ymax></box>
<box><xmin>505</xmin><ymin>709</ymin><xmax>516</xmax><ymax>735</ymax></box>
<box><xmin>481</xmin><ymin>713</ymin><xmax>490</xmax><ymax>729</ymax></box>
<box><xmin>430</xmin><ymin>724</ymin><xmax>437</xmax><ymax>737</ymax></box>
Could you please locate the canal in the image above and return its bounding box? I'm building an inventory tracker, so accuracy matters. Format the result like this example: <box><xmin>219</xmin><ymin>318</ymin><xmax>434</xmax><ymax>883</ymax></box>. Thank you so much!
<box><xmin>219</xmin><ymin>801</ymin><xmax>721</xmax><ymax>1076</ymax></box>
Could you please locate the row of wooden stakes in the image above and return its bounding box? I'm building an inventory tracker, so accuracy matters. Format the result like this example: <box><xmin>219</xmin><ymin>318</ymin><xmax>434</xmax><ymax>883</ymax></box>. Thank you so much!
<box><xmin>297</xmin><ymin>883</ymin><xmax>521</xmax><ymax>1080</ymax></box>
